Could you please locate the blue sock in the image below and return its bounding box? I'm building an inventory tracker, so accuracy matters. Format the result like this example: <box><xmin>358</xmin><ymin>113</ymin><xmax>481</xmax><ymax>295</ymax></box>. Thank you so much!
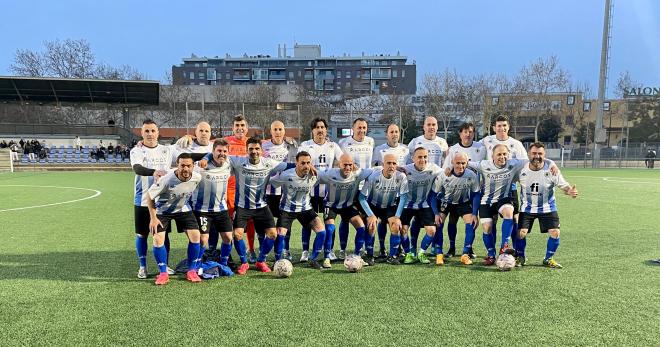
<box><xmin>463</xmin><ymin>224</ymin><xmax>475</xmax><ymax>254</ymax></box>
<box><xmin>433</xmin><ymin>226</ymin><xmax>444</xmax><ymax>254</ymax></box>
<box><xmin>448</xmin><ymin>223</ymin><xmax>457</xmax><ymax>247</ymax></box>
<box><xmin>410</xmin><ymin>220</ymin><xmax>420</xmax><ymax>254</ymax></box>
<box><xmin>420</xmin><ymin>234</ymin><xmax>433</xmax><ymax>251</ymax></box>
<box><xmin>365</xmin><ymin>233</ymin><xmax>375</xmax><ymax>256</ymax></box>
<box><xmin>545</xmin><ymin>237</ymin><xmax>560</xmax><ymax>260</ymax></box>
<box><xmin>324</xmin><ymin>223</ymin><xmax>335</xmax><ymax>258</ymax></box>
<box><xmin>135</xmin><ymin>235</ymin><xmax>147</xmax><ymax>268</ymax></box>
<box><xmin>339</xmin><ymin>221</ymin><xmax>349</xmax><ymax>251</ymax></box>
<box><xmin>187</xmin><ymin>242</ymin><xmax>201</xmax><ymax>271</ymax></box>
<box><xmin>377</xmin><ymin>222</ymin><xmax>387</xmax><ymax>251</ymax></box>
<box><xmin>354</xmin><ymin>227</ymin><xmax>366</xmax><ymax>254</ymax></box>
<box><xmin>301</xmin><ymin>226</ymin><xmax>311</xmax><ymax>252</ymax></box>
<box><xmin>389</xmin><ymin>234</ymin><xmax>401</xmax><ymax>256</ymax></box>
<box><xmin>220</xmin><ymin>242</ymin><xmax>232</xmax><ymax>266</ymax></box>
<box><xmin>257</xmin><ymin>237</ymin><xmax>275</xmax><ymax>262</ymax></box>
<box><xmin>153</xmin><ymin>245</ymin><xmax>168</xmax><ymax>273</ymax></box>
<box><xmin>402</xmin><ymin>235</ymin><xmax>411</xmax><ymax>253</ymax></box>
<box><xmin>501</xmin><ymin>218</ymin><xmax>514</xmax><ymax>248</ymax></box>
<box><xmin>274</xmin><ymin>235</ymin><xmax>285</xmax><ymax>260</ymax></box>
<box><xmin>208</xmin><ymin>230</ymin><xmax>219</xmax><ymax>251</ymax></box>
<box><xmin>483</xmin><ymin>232</ymin><xmax>496</xmax><ymax>258</ymax></box>
<box><xmin>198</xmin><ymin>245</ymin><xmax>206</xmax><ymax>266</ymax></box>
<box><xmin>284</xmin><ymin>229</ymin><xmax>291</xmax><ymax>252</ymax></box>
<box><xmin>311</xmin><ymin>230</ymin><xmax>325</xmax><ymax>260</ymax></box>
<box><xmin>235</xmin><ymin>238</ymin><xmax>248</xmax><ymax>264</ymax></box>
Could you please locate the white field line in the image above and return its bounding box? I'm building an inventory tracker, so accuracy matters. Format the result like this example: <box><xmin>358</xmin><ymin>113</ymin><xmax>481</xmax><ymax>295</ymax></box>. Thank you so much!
<box><xmin>0</xmin><ymin>184</ymin><xmax>102</xmax><ymax>212</ymax></box>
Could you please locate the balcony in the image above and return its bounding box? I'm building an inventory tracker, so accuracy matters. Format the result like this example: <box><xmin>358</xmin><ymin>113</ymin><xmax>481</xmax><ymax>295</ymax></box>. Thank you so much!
<box><xmin>269</xmin><ymin>73</ymin><xmax>287</xmax><ymax>80</ymax></box>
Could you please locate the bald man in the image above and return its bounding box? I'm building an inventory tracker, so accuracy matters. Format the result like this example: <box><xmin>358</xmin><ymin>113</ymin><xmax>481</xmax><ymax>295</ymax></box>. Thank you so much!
<box><xmin>316</xmin><ymin>154</ymin><xmax>373</xmax><ymax>267</ymax></box>
<box><xmin>358</xmin><ymin>153</ymin><xmax>409</xmax><ymax>265</ymax></box>
<box><xmin>174</xmin><ymin>121</ymin><xmax>214</xmax><ymax>155</ymax></box>
<box><xmin>432</xmin><ymin>152</ymin><xmax>481</xmax><ymax>265</ymax></box>
<box><xmin>262</xmin><ymin>120</ymin><xmax>298</xmax><ymax>260</ymax></box>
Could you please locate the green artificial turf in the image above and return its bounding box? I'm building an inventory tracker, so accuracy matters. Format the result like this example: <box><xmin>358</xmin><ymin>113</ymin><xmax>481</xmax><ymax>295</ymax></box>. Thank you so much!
<box><xmin>0</xmin><ymin>169</ymin><xmax>658</xmax><ymax>346</ymax></box>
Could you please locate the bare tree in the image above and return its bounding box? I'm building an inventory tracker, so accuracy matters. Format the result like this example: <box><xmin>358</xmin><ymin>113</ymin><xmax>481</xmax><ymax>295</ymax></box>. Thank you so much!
<box><xmin>518</xmin><ymin>55</ymin><xmax>570</xmax><ymax>141</ymax></box>
<box><xmin>423</xmin><ymin>69</ymin><xmax>460</xmax><ymax>138</ymax></box>
<box><xmin>244</xmin><ymin>84</ymin><xmax>281</xmax><ymax>136</ymax></box>
<box><xmin>10</xmin><ymin>38</ymin><xmax>143</xmax><ymax>80</ymax></box>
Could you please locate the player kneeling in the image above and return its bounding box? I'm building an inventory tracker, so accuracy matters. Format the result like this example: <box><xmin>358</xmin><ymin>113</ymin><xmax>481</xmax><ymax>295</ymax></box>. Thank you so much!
<box><xmin>147</xmin><ymin>153</ymin><xmax>203</xmax><ymax>285</ymax></box>
<box><xmin>270</xmin><ymin>152</ymin><xmax>327</xmax><ymax>269</ymax></box>
<box><xmin>434</xmin><ymin>153</ymin><xmax>481</xmax><ymax>265</ymax></box>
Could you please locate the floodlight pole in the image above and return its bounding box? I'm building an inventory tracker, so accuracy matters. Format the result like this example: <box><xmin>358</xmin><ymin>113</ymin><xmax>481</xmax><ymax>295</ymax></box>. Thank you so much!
<box><xmin>593</xmin><ymin>0</ymin><xmax>612</xmax><ymax>168</ymax></box>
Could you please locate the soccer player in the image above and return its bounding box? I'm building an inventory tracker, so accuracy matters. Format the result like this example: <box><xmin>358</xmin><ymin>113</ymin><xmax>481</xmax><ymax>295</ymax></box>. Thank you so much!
<box><xmin>516</xmin><ymin>142</ymin><xmax>578</xmax><ymax>268</ymax></box>
<box><xmin>318</xmin><ymin>154</ymin><xmax>373</xmax><ymax>265</ymax></box>
<box><xmin>269</xmin><ymin>151</ymin><xmax>327</xmax><ymax>269</ymax></box>
<box><xmin>464</xmin><ymin>144</ymin><xmax>556</xmax><ymax>265</ymax></box>
<box><xmin>298</xmin><ymin>118</ymin><xmax>343</xmax><ymax>262</ymax></box>
<box><xmin>479</xmin><ymin>115</ymin><xmax>528</xmax><ymax>246</ymax></box>
<box><xmin>130</xmin><ymin>119</ymin><xmax>176</xmax><ymax>279</ymax></box>
<box><xmin>433</xmin><ymin>152</ymin><xmax>480</xmax><ymax>265</ymax></box>
<box><xmin>224</xmin><ymin>115</ymin><xmax>259</xmax><ymax>263</ymax></box>
<box><xmin>396</xmin><ymin>147</ymin><xmax>443</xmax><ymax>265</ymax></box>
<box><xmin>192</xmin><ymin>138</ymin><xmax>234</xmax><ymax>268</ymax></box>
<box><xmin>228</xmin><ymin>137</ymin><xmax>294</xmax><ymax>274</ymax></box>
<box><xmin>338</xmin><ymin>118</ymin><xmax>375</xmax><ymax>259</ymax></box>
<box><xmin>442</xmin><ymin>122</ymin><xmax>485</xmax><ymax>258</ymax></box>
<box><xmin>371</xmin><ymin>124</ymin><xmax>410</xmax><ymax>257</ymax></box>
<box><xmin>173</xmin><ymin>121</ymin><xmax>214</xmax><ymax>156</ymax></box>
<box><xmin>262</xmin><ymin>120</ymin><xmax>298</xmax><ymax>261</ymax></box>
<box><xmin>358</xmin><ymin>153</ymin><xmax>409</xmax><ymax>265</ymax></box>
<box><xmin>146</xmin><ymin>153</ymin><xmax>203</xmax><ymax>285</ymax></box>
<box><xmin>406</xmin><ymin>116</ymin><xmax>448</xmax><ymax>255</ymax></box>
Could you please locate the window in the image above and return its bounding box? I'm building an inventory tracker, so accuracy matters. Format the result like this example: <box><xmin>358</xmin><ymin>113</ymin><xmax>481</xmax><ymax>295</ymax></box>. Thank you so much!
<box><xmin>226</xmin><ymin>73</ymin><xmax>230</xmax><ymax>80</ymax></box>
<box><xmin>189</xmin><ymin>72</ymin><xmax>195</xmax><ymax>79</ymax></box>
<box><xmin>356</xmin><ymin>71</ymin><xmax>361</xmax><ymax>79</ymax></box>
<box><xmin>392</xmin><ymin>69</ymin><xmax>398</xmax><ymax>78</ymax></box>
<box><xmin>298</xmin><ymin>71</ymin><xmax>302</xmax><ymax>77</ymax></box>
<box><xmin>346</xmin><ymin>82</ymin><xmax>351</xmax><ymax>88</ymax></box>
<box><xmin>402</xmin><ymin>70</ymin><xmax>405</xmax><ymax>78</ymax></box>
<box><xmin>337</xmin><ymin>71</ymin><xmax>342</xmax><ymax>79</ymax></box>
<box><xmin>583</xmin><ymin>101</ymin><xmax>591</xmax><ymax>112</ymax></box>
<box><xmin>491</xmin><ymin>96</ymin><xmax>499</xmax><ymax>106</ymax></box>
<box><xmin>346</xmin><ymin>71</ymin><xmax>351</xmax><ymax>79</ymax></box>
<box><xmin>182</xmin><ymin>71</ymin><xmax>187</xmax><ymax>79</ymax></box>
<box><xmin>198</xmin><ymin>72</ymin><xmax>205</xmax><ymax>79</ymax></box>
<box><xmin>288</xmin><ymin>71</ymin><xmax>294</xmax><ymax>79</ymax></box>
<box><xmin>567</xmin><ymin>95</ymin><xmax>575</xmax><ymax>105</ymax></box>
<box><xmin>603</xmin><ymin>101</ymin><xmax>611</xmax><ymax>111</ymax></box>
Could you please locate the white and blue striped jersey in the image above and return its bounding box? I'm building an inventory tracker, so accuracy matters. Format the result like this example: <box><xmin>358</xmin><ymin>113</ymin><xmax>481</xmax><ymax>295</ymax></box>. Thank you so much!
<box><xmin>339</xmin><ymin>136</ymin><xmax>375</xmax><ymax>169</ymax></box>
<box><xmin>148</xmin><ymin>170</ymin><xmax>201</xmax><ymax>215</ymax></box>
<box><xmin>480</xmin><ymin>135</ymin><xmax>528</xmax><ymax>160</ymax></box>
<box><xmin>229</xmin><ymin>156</ymin><xmax>289</xmax><ymax>209</ymax></box>
<box><xmin>262</xmin><ymin>139</ymin><xmax>297</xmax><ymax>196</ymax></box>
<box><xmin>360</xmin><ymin>169</ymin><xmax>409</xmax><ymax>208</ymax></box>
<box><xmin>192</xmin><ymin>160</ymin><xmax>232</xmax><ymax>213</ymax></box>
<box><xmin>401</xmin><ymin>163</ymin><xmax>442</xmax><ymax>209</ymax></box>
<box><xmin>372</xmin><ymin>143</ymin><xmax>409</xmax><ymax>166</ymax></box>
<box><xmin>407</xmin><ymin>135</ymin><xmax>448</xmax><ymax>166</ymax></box>
<box><xmin>443</xmin><ymin>141</ymin><xmax>486</xmax><ymax>168</ymax></box>
<box><xmin>470</xmin><ymin>159</ymin><xmax>526</xmax><ymax>205</ymax></box>
<box><xmin>130</xmin><ymin>144</ymin><xmax>176</xmax><ymax>207</ymax></box>
<box><xmin>318</xmin><ymin>168</ymin><xmax>372</xmax><ymax>209</ymax></box>
<box><xmin>434</xmin><ymin>169</ymin><xmax>480</xmax><ymax>205</ymax></box>
<box><xmin>269</xmin><ymin>168</ymin><xmax>318</xmax><ymax>213</ymax></box>
<box><xmin>298</xmin><ymin>139</ymin><xmax>343</xmax><ymax>198</ymax></box>
<box><xmin>519</xmin><ymin>163</ymin><xmax>571</xmax><ymax>214</ymax></box>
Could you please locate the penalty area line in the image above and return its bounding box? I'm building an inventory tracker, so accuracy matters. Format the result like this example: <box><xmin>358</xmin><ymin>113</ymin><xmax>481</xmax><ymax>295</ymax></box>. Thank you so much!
<box><xmin>0</xmin><ymin>184</ymin><xmax>102</xmax><ymax>212</ymax></box>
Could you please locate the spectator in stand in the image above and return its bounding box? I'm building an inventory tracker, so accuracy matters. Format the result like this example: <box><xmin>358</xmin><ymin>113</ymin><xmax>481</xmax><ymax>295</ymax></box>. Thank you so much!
<box><xmin>107</xmin><ymin>142</ymin><xmax>115</xmax><ymax>155</ymax></box>
<box><xmin>39</xmin><ymin>146</ymin><xmax>48</xmax><ymax>160</ymax></box>
<box><xmin>75</xmin><ymin>136</ymin><xmax>82</xmax><ymax>150</ymax></box>
<box><xmin>131</xmin><ymin>138</ymin><xmax>138</xmax><ymax>148</ymax></box>
<box><xmin>10</xmin><ymin>143</ymin><xmax>20</xmax><ymax>162</ymax></box>
<box><xmin>24</xmin><ymin>142</ymin><xmax>35</xmax><ymax>161</ymax></box>
<box><xmin>19</xmin><ymin>138</ymin><xmax>25</xmax><ymax>148</ymax></box>
<box><xmin>0</xmin><ymin>140</ymin><xmax>7</xmax><ymax>148</ymax></box>
<box><xmin>99</xmin><ymin>140</ymin><xmax>106</xmax><ymax>154</ymax></box>
<box><xmin>115</xmin><ymin>144</ymin><xmax>123</xmax><ymax>157</ymax></box>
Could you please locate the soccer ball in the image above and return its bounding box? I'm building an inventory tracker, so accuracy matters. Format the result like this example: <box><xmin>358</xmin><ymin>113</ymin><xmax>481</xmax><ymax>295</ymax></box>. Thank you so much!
<box><xmin>273</xmin><ymin>259</ymin><xmax>293</xmax><ymax>278</ymax></box>
<box><xmin>344</xmin><ymin>254</ymin><xmax>364</xmax><ymax>273</ymax></box>
<box><xmin>496</xmin><ymin>254</ymin><xmax>516</xmax><ymax>271</ymax></box>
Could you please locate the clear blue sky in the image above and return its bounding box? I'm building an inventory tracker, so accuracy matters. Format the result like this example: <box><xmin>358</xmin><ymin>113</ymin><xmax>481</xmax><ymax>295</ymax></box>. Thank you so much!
<box><xmin>1</xmin><ymin>0</ymin><xmax>658</xmax><ymax>97</ymax></box>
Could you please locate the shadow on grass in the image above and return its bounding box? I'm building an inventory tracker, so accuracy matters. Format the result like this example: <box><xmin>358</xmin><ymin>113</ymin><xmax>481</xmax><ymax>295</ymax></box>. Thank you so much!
<box><xmin>0</xmin><ymin>250</ymin><xmax>153</xmax><ymax>283</ymax></box>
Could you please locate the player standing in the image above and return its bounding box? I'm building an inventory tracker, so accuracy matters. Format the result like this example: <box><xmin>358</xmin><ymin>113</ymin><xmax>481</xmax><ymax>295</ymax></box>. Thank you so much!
<box><xmin>337</xmin><ymin>118</ymin><xmax>374</xmax><ymax>259</ymax></box>
<box><xmin>262</xmin><ymin>120</ymin><xmax>298</xmax><ymax>261</ymax></box>
<box><xmin>516</xmin><ymin>142</ymin><xmax>578</xmax><ymax>268</ymax></box>
<box><xmin>297</xmin><ymin>118</ymin><xmax>343</xmax><ymax>262</ymax></box>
